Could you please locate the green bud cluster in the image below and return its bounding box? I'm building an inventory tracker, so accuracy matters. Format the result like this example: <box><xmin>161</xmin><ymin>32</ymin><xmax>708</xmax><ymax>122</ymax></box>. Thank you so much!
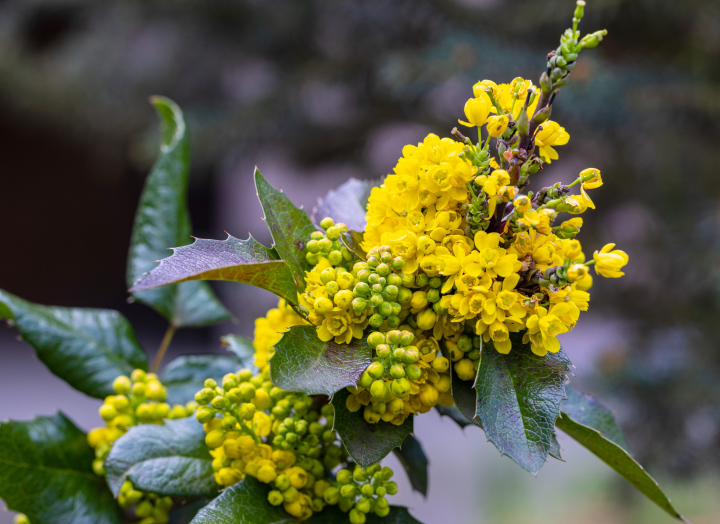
<box><xmin>305</xmin><ymin>217</ymin><xmax>355</xmax><ymax>268</ymax></box>
<box><xmin>324</xmin><ymin>464</ymin><xmax>397</xmax><ymax>523</ymax></box>
<box><xmin>119</xmin><ymin>480</ymin><xmax>172</xmax><ymax>524</ymax></box>
<box><xmin>446</xmin><ymin>328</ymin><xmax>481</xmax><ymax>381</ymax></box>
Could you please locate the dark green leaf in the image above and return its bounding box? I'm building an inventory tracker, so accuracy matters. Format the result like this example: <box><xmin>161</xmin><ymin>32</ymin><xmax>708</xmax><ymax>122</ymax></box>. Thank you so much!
<box><xmin>313</xmin><ymin>178</ymin><xmax>380</xmax><ymax>232</ymax></box>
<box><xmin>475</xmin><ymin>336</ymin><xmax>570</xmax><ymax>473</ymax></box>
<box><xmin>105</xmin><ymin>417</ymin><xmax>217</xmax><ymax>499</ymax></box>
<box><xmin>556</xmin><ymin>400</ymin><xmax>688</xmax><ymax>522</ymax></box>
<box><xmin>449</xmin><ymin>364</ymin><xmax>482</xmax><ymax>429</ymax></box>
<box><xmin>162</xmin><ymin>353</ymin><xmax>244</xmax><ymax>405</ymax></box>
<box><xmin>434</xmin><ymin>405</ymin><xmax>471</xmax><ymax>429</ymax></box>
<box><xmin>331</xmin><ymin>389</ymin><xmax>413</xmax><ymax>468</ymax></box>
<box><xmin>221</xmin><ymin>334</ymin><xmax>258</xmax><ymax>369</ymax></box>
<box><xmin>270</xmin><ymin>326</ymin><xmax>372</xmax><ymax>396</ymax></box>
<box><xmin>130</xmin><ymin>234</ymin><xmax>299</xmax><ymax>305</ymax></box>
<box><xmin>127</xmin><ymin>96</ymin><xmax>230</xmax><ymax>327</ymax></box>
<box><xmin>549</xmin><ymin>432</ymin><xmax>563</xmax><ymax>461</ymax></box>
<box><xmin>341</xmin><ymin>230</ymin><xmax>367</xmax><ymax>260</ymax></box>
<box><xmin>0</xmin><ymin>289</ymin><xmax>147</xmax><ymax>398</ymax></box>
<box><xmin>255</xmin><ymin>168</ymin><xmax>317</xmax><ymax>291</ymax></box>
<box><xmin>0</xmin><ymin>413</ymin><xmax>122</xmax><ymax>524</ymax></box>
<box><xmin>562</xmin><ymin>386</ymin><xmax>629</xmax><ymax>449</ymax></box>
<box><xmin>189</xmin><ymin>477</ymin><xmax>294</xmax><ymax>524</ymax></box>
<box><xmin>308</xmin><ymin>504</ymin><xmax>423</xmax><ymax>523</ymax></box>
<box><xmin>393</xmin><ymin>434</ymin><xmax>428</xmax><ymax>497</ymax></box>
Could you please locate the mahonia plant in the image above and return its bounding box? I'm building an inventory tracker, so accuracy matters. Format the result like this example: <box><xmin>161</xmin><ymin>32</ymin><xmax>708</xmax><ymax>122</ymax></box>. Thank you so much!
<box><xmin>0</xmin><ymin>3</ymin><xmax>690</xmax><ymax>524</ymax></box>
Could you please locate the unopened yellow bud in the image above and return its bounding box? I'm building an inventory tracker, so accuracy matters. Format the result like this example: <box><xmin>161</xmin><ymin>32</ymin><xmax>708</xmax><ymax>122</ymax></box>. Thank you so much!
<box><xmin>258</xmin><ymin>464</ymin><xmax>278</xmax><ymax>483</ymax></box>
<box><xmin>486</xmin><ymin>115</ymin><xmax>509</xmax><ymax>137</ymax></box>
<box><xmin>419</xmin><ymin>385</ymin><xmax>439</xmax><ymax>407</ymax></box>
<box><xmin>454</xmin><ymin>358</ymin><xmax>476</xmax><ymax>381</ymax></box>
<box><xmin>416</xmin><ymin>309</ymin><xmax>437</xmax><ymax>331</ymax></box>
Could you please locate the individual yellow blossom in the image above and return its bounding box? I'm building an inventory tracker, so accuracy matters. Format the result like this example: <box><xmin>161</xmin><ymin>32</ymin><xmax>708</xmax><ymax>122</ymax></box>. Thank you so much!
<box><xmin>459</xmin><ymin>97</ymin><xmax>491</xmax><ymax>127</ymax></box>
<box><xmin>473</xmin><ymin>79</ymin><xmax>499</xmax><ymax>98</ymax></box>
<box><xmin>580</xmin><ymin>168</ymin><xmax>603</xmax><ymax>189</ymax></box>
<box><xmin>524</xmin><ymin>306</ymin><xmax>568</xmax><ymax>356</ymax></box>
<box><xmin>593</xmin><ymin>243</ymin><xmax>629</xmax><ymax>278</ymax></box>
<box><xmin>253</xmin><ymin>299</ymin><xmax>308</xmax><ymax>370</ymax></box>
<box><xmin>535</xmin><ymin>121</ymin><xmax>569</xmax><ymax>163</ymax></box>
<box><xmin>486</xmin><ymin>115</ymin><xmax>509</xmax><ymax>137</ymax></box>
<box><xmin>514</xmin><ymin>195</ymin><xmax>531</xmax><ymax>213</ymax></box>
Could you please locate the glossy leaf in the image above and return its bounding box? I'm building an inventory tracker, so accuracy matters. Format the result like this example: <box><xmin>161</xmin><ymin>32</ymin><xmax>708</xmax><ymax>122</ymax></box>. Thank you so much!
<box><xmin>161</xmin><ymin>353</ymin><xmax>244</xmax><ymax>405</ymax></box>
<box><xmin>556</xmin><ymin>394</ymin><xmax>688</xmax><ymax>522</ymax></box>
<box><xmin>270</xmin><ymin>325</ymin><xmax>372</xmax><ymax>396</ymax></box>
<box><xmin>313</xmin><ymin>178</ymin><xmax>380</xmax><ymax>232</ymax></box>
<box><xmin>331</xmin><ymin>389</ymin><xmax>413</xmax><ymax>468</ymax></box>
<box><xmin>255</xmin><ymin>169</ymin><xmax>317</xmax><ymax>291</ymax></box>
<box><xmin>449</xmin><ymin>364</ymin><xmax>482</xmax><ymax>429</ymax></box>
<box><xmin>309</xmin><ymin>504</ymin><xmax>424</xmax><ymax>523</ymax></box>
<box><xmin>130</xmin><ymin>234</ymin><xmax>299</xmax><ymax>305</ymax></box>
<box><xmin>475</xmin><ymin>337</ymin><xmax>570</xmax><ymax>473</ymax></box>
<box><xmin>393</xmin><ymin>434</ymin><xmax>428</xmax><ymax>497</ymax></box>
<box><xmin>0</xmin><ymin>413</ymin><xmax>122</xmax><ymax>524</ymax></box>
<box><xmin>105</xmin><ymin>417</ymin><xmax>217</xmax><ymax>499</ymax></box>
<box><xmin>220</xmin><ymin>334</ymin><xmax>258</xmax><ymax>369</ymax></box>
<box><xmin>549</xmin><ymin>432</ymin><xmax>563</xmax><ymax>461</ymax></box>
<box><xmin>341</xmin><ymin>230</ymin><xmax>367</xmax><ymax>260</ymax></box>
<box><xmin>0</xmin><ymin>289</ymin><xmax>147</xmax><ymax>398</ymax></box>
<box><xmin>127</xmin><ymin>96</ymin><xmax>230</xmax><ymax>327</ymax></box>
<box><xmin>434</xmin><ymin>405</ymin><xmax>472</xmax><ymax>429</ymax></box>
<box><xmin>561</xmin><ymin>386</ymin><xmax>629</xmax><ymax>449</ymax></box>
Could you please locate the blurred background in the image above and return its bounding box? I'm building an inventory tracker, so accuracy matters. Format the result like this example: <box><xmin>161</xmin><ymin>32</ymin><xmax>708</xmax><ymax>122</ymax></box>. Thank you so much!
<box><xmin>1</xmin><ymin>0</ymin><xmax>720</xmax><ymax>522</ymax></box>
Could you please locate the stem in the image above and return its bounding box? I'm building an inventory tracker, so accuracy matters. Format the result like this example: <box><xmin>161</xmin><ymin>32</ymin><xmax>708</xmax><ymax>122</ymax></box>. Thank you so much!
<box><xmin>584</xmin><ymin>260</ymin><xmax>596</xmax><ymax>266</ymax></box>
<box><xmin>151</xmin><ymin>324</ymin><xmax>176</xmax><ymax>373</ymax></box>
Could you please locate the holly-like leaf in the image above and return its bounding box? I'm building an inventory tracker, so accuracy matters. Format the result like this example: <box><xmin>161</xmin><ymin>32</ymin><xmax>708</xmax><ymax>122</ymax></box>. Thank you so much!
<box><xmin>161</xmin><ymin>353</ymin><xmax>244</xmax><ymax>405</ymax></box>
<box><xmin>549</xmin><ymin>432</ymin><xmax>563</xmax><ymax>461</ymax></box>
<box><xmin>448</xmin><ymin>364</ymin><xmax>482</xmax><ymax>429</ymax></box>
<box><xmin>220</xmin><ymin>334</ymin><xmax>258</xmax><ymax>369</ymax></box>
<box><xmin>556</xmin><ymin>392</ymin><xmax>688</xmax><ymax>522</ymax></box>
<box><xmin>475</xmin><ymin>336</ymin><xmax>570</xmax><ymax>473</ymax></box>
<box><xmin>129</xmin><ymin>234</ymin><xmax>299</xmax><ymax>305</ymax></box>
<box><xmin>434</xmin><ymin>405</ymin><xmax>471</xmax><ymax>429</ymax></box>
<box><xmin>313</xmin><ymin>178</ymin><xmax>380</xmax><ymax>233</ymax></box>
<box><xmin>270</xmin><ymin>325</ymin><xmax>372</xmax><ymax>396</ymax></box>
<box><xmin>0</xmin><ymin>413</ymin><xmax>122</xmax><ymax>524</ymax></box>
<box><xmin>105</xmin><ymin>417</ymin><xmax>217</xmax><ymax>499</ymax></box>
<box><xmin>255</xmin><ymin>169</ymin><xmax>317</xmax><ymax>291</ymax></box>
<box><xmin>393</xmin><ymin>434</ymin><xmax>428</xmax><ymax>497</ymax></box>
<box><xmin>331</xmin><ymin>389</ymin><xmax>414</xmax><ymax>468</ymax></box>
<box><xmin>0</xmin><ymin>289</ymin><xmax>147</xmax><ymax>399</ymax></box>
<box><xmin>561</xmin><ymin>386</ymin><xmax>629</xmax><ymax>449</ymax></box>
<box><xmin>127</xmin><ymin>96</ymin><xmax>230</xmax><ymax>327</ymax></box>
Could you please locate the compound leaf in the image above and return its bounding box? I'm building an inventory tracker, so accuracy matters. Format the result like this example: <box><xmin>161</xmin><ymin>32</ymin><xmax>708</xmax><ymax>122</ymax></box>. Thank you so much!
<box><xmin>127</xmin><ymin>96</ymin><xmax>230</xmax><ymax>327</ymax></box>
<box><xmin>270</xmin><ymin>325</ymin><xmax>372</xmax><ymax>396</ymax></box>
<box><xmin>475</xmin><ymin>336</ymin><xmax>570</xmax><ymax>473</ymax></box>
<box><xmin>105</xmin><ymin>417</ymin><xmax>217</xmax><ymax>499</ymax></box>
<box><xmin>0</xmin><ymin>289</ymin><xmax>147</xmax><ymax>398</ymax></box>
<box><xmin>130</xmin><ymin>234</ymin><xmax>299</xmax><ymax>305</ymax></box>
<box><xmin>255</xmin><ymin>169</ymin><xmax>317</xmax><ymax>292</ymax></box>
<box><xmin>331</xmin><ymin>389</ymin><xmax>413</xmax><ymax>468</ymax></box>
<box><xmin>0</xmin><ymin>413</ymin><xmax>122</xmax><ymax>524</ymax></box>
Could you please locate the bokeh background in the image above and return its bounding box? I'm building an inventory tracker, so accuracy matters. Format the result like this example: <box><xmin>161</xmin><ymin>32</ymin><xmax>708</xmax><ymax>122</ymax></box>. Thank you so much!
<box><xmin>2</xmin><ymin>0</ymin><xmax>720</xmax><ymax>522</ymax></box>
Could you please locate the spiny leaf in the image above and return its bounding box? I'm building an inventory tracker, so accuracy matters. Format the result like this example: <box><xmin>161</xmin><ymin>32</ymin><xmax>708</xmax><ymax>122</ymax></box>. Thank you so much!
<box><xmin>0</xmin><ymin>289</ymin><xmax>147</xmax><ymax>398</ymax></box>
<box><xmin>556</xmin><ymin>392</ymin><xmax>688</xmax><ymax>522</ymax></box>
<box><xmin>270</xmin><ymin>325</ymin><xmax>372</xmax><ymax>396</ymax></box>
<box><xmin>562</xmin><ymin>386</ymin><xmax>629</xmax><ymax>449</ymax></box>
<box><xmin>434</xmin><ymin>405</ymin><xmax>472</xmax><ymax>429</ymax></box>
<box><xmin>255</xmin><ymin>168</ymin><xmax>317</xmax><ymax>291</ymax></box>
<box><xmin>393</xmin><ymin>434</ymin><xmax>428</xmax><ymax>497</ymax></box>
<box><xmin>220</xmin><ymin>334</ymin><xmax>258</xmax><ymax>370</ymax></box>
<box><xmin>549</xmin><ymin>432</ymin><xmax>563</xmax><ymax>461</ymax></box>
<box><xmin>313</xmin><ymin>178</ymin><xmax>380</xmax><ymax>232</ymax></box>
<box><xmin>130</xmin><ymin>234</ymin><xmax>299</xmax><ymax>305</ymax></box>
<box><xmin>0</xmin><ymin>413</ymin><xmax>122</xmax><ymax>524</ymax></box>
<box><xmin>475</xmin><ymin>336</ymin><xmax>570</xmax><ymax>473</ymax></box>
<box><xmin>331</xmin><ymin>389</ymin><xmax>413</xmax><ymax>468</ymax></box>
<box><xmin>127</xmin><ymin>96</ymin><xmax>230</xmax><ymax>327</ymax></box>
<box><xmin>161</xmin><ymin>353</ymin><xmax>244</xmax><ymax>405</ymax></box>
<box><xmin>105</xmin><ymin>417</ymin><xmax>217</xmax><ymax>499</ymax></box>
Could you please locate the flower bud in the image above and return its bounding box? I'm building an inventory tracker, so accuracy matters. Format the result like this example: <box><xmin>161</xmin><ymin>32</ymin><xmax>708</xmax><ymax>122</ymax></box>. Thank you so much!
<box><xmin>367</xmin><ymin>362</ymin><xmax>385</xmax><ymax>379</ymax></box>
<box><xmin>431</xmin><ymin>356</ymin><xmax>450</xmax><ymax>373</ymax></box>
<box><xmin>314</xmin><ymin>297</ymin><xmax>334</xmax><ymax>314</ymax></box>
<box><xmin>376</xmin><ymin>344</ymin><xmax>391</xmax><ymax>358</ymax></box>
<box><xmin>486</xmin><ymin>115</ymin><xmax>509</xmax><ymax>138</ymax></box>
<box><xmin>406</xmin><ymin>363</ymin><xmax>422</xmax><ymax>381</ymax></box>
<box><xmin>410</xmin><ymin>291</ymin><xmax>428</xmax><ymax>310</ymax></box>
<box><xmin>324</xmin><ymin>486</ymin><xmax>341</xmax><ymax>504</ymax></box>
<box><xmin>454</xmin><ymin>358</ymin><xmax>476</xmax><ymax>381</ymax></box>
<box><xmin>370</xmin><ymin>380</ymin><xmax>389</xmax><ymax>400</ymax></box>
<box><xmin>416</xmin><ymin>309</ymin><xmax>437</xmax><ymax>330</ymax></box>
<box><xmin>268</xmin><ymin>490</ymin><xmax>284</xmax><ymax>506</ymax></box>
<box><xmin>390</xmin><ymin>364</ymin><xmax>405</xmax><ymax>379</ymax></box>
<box><xmin>320</xmin><ymin>217</ymin><xmax>334</xmax><ymax>230</ymax></box>
<box><xmin>391</xmin><ymin>378</ymin><xmax>412</xmax><ymax>398</ymax></box>
<box><xmin>113</xmin><ymin>376</ymin><xmax>131</xmax><ymax>395</ymax></box>
<box><xmin>367</xmin><ymin>331</ymin><xmax>385</xmax><ymax>348</ymax></box>
<box><xmin>334</xmin><ymin>290</ymin><xmax>354</xmax><ymax>308</ymax></box>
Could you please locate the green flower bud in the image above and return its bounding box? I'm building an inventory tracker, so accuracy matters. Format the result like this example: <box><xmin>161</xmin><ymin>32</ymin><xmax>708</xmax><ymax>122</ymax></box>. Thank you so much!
<box><xmin>386</xmin><ymin>315</ymin><xmax>400</xmax><ymax>327</ymax></box>
<box><xmin>306</xmin><ymin>251</ymin><xmax>319</xmax><ymax>265</ymax></box>
<box><xmin>314</xmin><ymin>297</ymin><xmax>334</xmax><ymax>314</ymax></box>
<box><xmin>334</xmin><ymin>290</ymin><xmax>354</xmax><ymax>308</ymax></box>
<box><xmin>458</xmin><ymin>335</ymin><xmax>473</xmax><ymax>352</ymax></box>
<box><xmin>391</xmin><ymin>257</ymin><xmax>405</xmax><ymax>270</ymax></box>
<box><xmin>320</xmin><ymin>268</ymin><xmax>337</xmax><ymax>284</ymax></box>
<box><xmin>131</xmin><ymin>382</ymin><xmax>146</xmax><ymax>398</ymax></box>
<box><xmin>367</xmin><ymin>331</ymin><xmax>385</xmax><ymax>348</ymax></box>
<box><xmin>367</xmin><ymin>362</ymin><xmax>384</xmax><ymax>379</ymax></box>
<box><xmin>323</xmin><ymin>429</ymin><xmax>336</xmax><ymax>443</ymax></box>
<box><xmin>328</xmin><ymin>250</ymin><xmax>344</xmax><ymax>265</ymax></box>
<box><xmin>386</xmin><ymin>481</ymin><xmax>398</xmax><ymax>494</ymax></box>
<box><xmin>340</xmin><ymin>484</ymin><xmax>356</xmax><ymax>498</ymax></box>
<box><xmin>367</xmin><ymin>257</ymin><xmax>379</xmax><ymax>269</ymax></box>
<box><xmin>113</xmin><ymin>376</ymin><xmax>131</xmax><ymax>395</ymax></box>
<box><xmin>307</xmin><ymin>239</ymin><xmax>321</xmax><ymax>253</ymax></box>
<box><xmin>320</xmin><ymin>217</ymin><xmax>335</xmax><ymax>230</ymax></box>
<box><xmin>268</xmin><ymin>490</ymin><xmax>284</xmax><ymax>506</ymax></box>
<box><xmin>370</xmin><ymin>380</ymin><xmax>389</xmax><ymax>400</ymax></box>
<box><xmin>356</xmin><ymin>497</ymin><xmax>371</xmax><ymax>514</ymax></box>
<box><xmin>403</xmin><ymin>347</ymin><xmax>420</xmax><ymax>364</ymax></box>
<box><xmin>376</xmin><ymin>344</ymin><xmax>391</xmax><ymax>358</ymax></box>
<box><xmin>429</xmin><ymin>277</ymin><xmax>442</xmax><ymax>289</ymax></box>
<box><xmin>99</xmin><ymin>404</ymin><xmax>118</xmax><ymax>421</ymax></box>
<box><xmin>415</xmin><ymin>274</ymin><xmax>429</xmax><ymax>287</ymax></box>
<box><xmin>416</xmin><ymin>309</ymin><xmax>437</xmax><ymax>330</ymax></box>
<box><xmin>382</xmin><ymin>285</ymin><xmax>399</xmax><ymax>301</ymax></box>
<box><xmin>211</xmin><ymin>396</ymin><xmax>226</xmax><ymax>410</ymax></box>
<box><xmin>283</xmin><ymin>486</ymin><xmax>299</xmax><ymax>502</ymax></box>
<box><xmin>400</xmin><ymin>330</ymin><xmax>415</xmax><ymax>345</ymax></box>
<box><xmin>350</xmin><ymin>297</ymin><xmax>367</xmax><ymax>313</ymax></box>
<box><xmin>131</xmin><ymin>369</ymin><xmax>146</xmax><ymax>382</ymax></box>
<box><xmin>222</xmin><ymin>373</ymin><xmax>238</xmax><ymax>391</ymax></box>
<box><xmin>426</xmin><ymin>288</ymin><xmax>440</xmax><ymax>303</ymax></box>
<box><xmin>324</xmin><ymin>486</ymin><xmax>341</xmax><ymax>504</ymax></box>
<box><xmin>353</xmin><ymin>282</ymin><xmax>371</xmax><ymax>297</ymax></box>
<box><xmin>391</xmin><ymin>378</ymin><xmax>411</xmax><ymax>398</ymax></box>
<box><xmin>369</xmin><ymin>294</ymin><xmax>384</xmax><ymax>308</ymax></box>
<box><xmin>336</xmin><ymin>469</ymin><xmax>353</xmax><ymax>484</ymax></box>
<box><xmin>386</xmin><ymin>330</ymin><xmax>401</xmax><ymax>344</ymax></box>
<box><xmin>393</xmin><ymin>347</ymin><xmax>406</xmax><ymax>360</ymax></box>
<box><xmin>350</xmin><ymin>508</ymin><xmax>367</xmax><ymax>524</ymax></box>
<box><xmin>376</xmin><ymin>263</ymin><xmax>390</xmax><ymax>277</ymax></box>
<box><xmin>390</xmin><ymin>364</ymin><xmax>405</xmax><ymax>379</ymax></box>
<box><xmin>325</xmin><ymin>281</ymin><xmax>340</xmax><ymax>296</ymax></box>
<box><xmin>326</xmin><ymin>226</ymin><xmax>341</xmax><ymax>240</ymax></box>
<box><xmin>378</xmin><ymin>302</ymin><xmax>393</xmax><ymax>317</ymax></box>
<box><xmin>361</xmin><ymin>483</ymin><xmax>374</xmax><ymax>496</ymax></box>
<box><xmin>386</xmin><ymin>273</ymin><xmax>402</xmax><ymax>287</ymax></box>
<box><xmin>196</xmin><ymin>406</ymin><xmax>215</xmax><ymax>423</ymax></box>
<box><xmin>375</xmin><ymin>486</ymin><xmax>387</xmax><ymax>497</ymax></box>
<box><xmin>396</xmin><ymin>287</ymin><xmax>413</xmax><ymax>304</ymax></box>
<box><xmin>467</xmin><ymin>349</ymin><xmax>481</xmax><ymax>360</ymax></box>
<box><xmin>432</xmin><ymin>301</ymin><xmax>448</xmax><ymax>315</ymax></box>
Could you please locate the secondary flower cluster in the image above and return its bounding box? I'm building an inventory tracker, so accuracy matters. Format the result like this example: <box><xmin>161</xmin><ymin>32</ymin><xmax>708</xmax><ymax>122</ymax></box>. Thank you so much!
<box><xmin>88</xmin><ymin>370</ymin><xmax>196</xmax><ymax>524</ymax></box>
<box><xmin>194</xmin><ymin>365</ymin><xmax>395</xmax><ymax>522</ymax></box>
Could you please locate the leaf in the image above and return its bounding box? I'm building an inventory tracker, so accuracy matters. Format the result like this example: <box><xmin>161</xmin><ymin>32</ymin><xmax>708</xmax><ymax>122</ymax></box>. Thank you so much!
<box><xmin>341</xmin><ymin>230</ymin><xmax>367</xmax><ymax>260</ymax></box>
<box><xmin>255</xmin><ymin>168</ymin><xmax>317</xmax><ymax>291</ymax></box>
<box><xmin>449</xmin><ymin>364</ymin><xmax>482</xmax><ymax>429</ymax></box>
<box><xmin>556</xmin><ymin>396</ymin><xmax>688</xmax><ymax>522</ymax></box>
<box><xmin>434</xmin><ymin>405</ymin><xmax>472</xmax><ymax>429</ymax></box>
<box><xmin>189</xmin><ymin>477</ymin><xmax>423</xmax><ymax>524</ymax></box>
<box><xmin>189</xmin><ymin>477</ymin><xmax>294</xmax><ymax>524</ymax></box>
<box><xmin>549</xmin><ymin>432</ymin><xmax>563</xmax><ymax>461</ymax></box>
<box><xmin>105</xmin><ymin>417</ymin><xmax>218</xmax><ymax>499</ymax></box>
<box><xmin>0</xmin><ymin>413</ymin><xmax>122</xmax><ymax>524</ymax></box>
<box><xmin>313</xmin><ymin>178</ymin><xmax>380</xmax><ymax>232</ymax></box>
<box><xmin>331</xmin><ymin>389</ymin><xmax>413</xmax><ymax>468</ymax></box>
<box><xmin>474</xmin><ymin>336</ymin><xmax>570</xmax><ymax>473</ymax></box>
<box><xmin>393</xmin><ymin>434</ymin><xmax>428</xmax><ymax>497</ymax></box>
<box><xmin>561</xmin><ymin>386</ymin><xmax>629</xmax><ymax>449</ymax></box>
<box><xmin>0</xmin><ymin>289</ymin><xmax>147</xmax><ymax>398</ymax></box>
<box><xmin>130</xmin><ymin>234</ymin><xmax>299</xmax><ymax>305</ymax></box>
<box><xmin>127</xmin><ymin>96</ymin><xmax>231</xmax><ymax>327</ymax></box>
<box><xmin>161</xmin><ymin>353</ymin><xmax>244</xmax><ymax>405</ymax></box>
<box><xmin>220</xmin><ymin>334</ymin><xmax>258</xmax><ymax>369</ymax></box>
<box><xmin>270</xmin><ymin>326</ymin><xmax>372</xmax><ymax>396</ymax></box>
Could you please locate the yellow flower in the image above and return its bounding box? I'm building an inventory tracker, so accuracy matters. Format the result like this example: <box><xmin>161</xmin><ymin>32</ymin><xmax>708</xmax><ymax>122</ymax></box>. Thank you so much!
<box><xmin>593</xmin><ymin>243</ymin><xmax>629</xmax><ymax>278</ymax></box>
<box><xmin>513</xmin><ymin>195</ymin><xmax>531</xmax><ymax>213</ymax></box>
<box><xmin>535</xmin><ymin>121</ymin><xmax>569</xmax><ymax>163</ymax></box>
<box><xmin>459</xmin><ymin>97</ymin><xmax>491</xmax><ymax>127</ymax></box>
<box><xmin>579</xmin><ymin>168</ymin><xmax>603</xmax><ymax>189</ymax></box>
<box><xmin>253</xmin><ymin>299</ymin><xmax>307</xmax><ymax>369</ymax></box>
<box><xmin>486</xmin><ymin>115</ymin><xmax>509</xmax><ymax>137</ymax></box>
<box><xmin>567</xmin><ymin>263</ymin><xmax>589</xmax><ymax>282</ymax></box>
<box><xmin>525</xmin><ymin>306</ymin><xmax>567</xmax><ymax>356</ymax></box>
<box><xmin>472</xmin><ymin>79</ymin><xmax>499</xmax><ymax>99</ymax></box>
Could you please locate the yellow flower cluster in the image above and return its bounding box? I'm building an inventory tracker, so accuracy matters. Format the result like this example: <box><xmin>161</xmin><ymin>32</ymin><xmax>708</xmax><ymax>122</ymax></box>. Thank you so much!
<box><xmin>87</xmin><ymin>370</ymin><xmax>195</xmax><ymax>524</ymax></box>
